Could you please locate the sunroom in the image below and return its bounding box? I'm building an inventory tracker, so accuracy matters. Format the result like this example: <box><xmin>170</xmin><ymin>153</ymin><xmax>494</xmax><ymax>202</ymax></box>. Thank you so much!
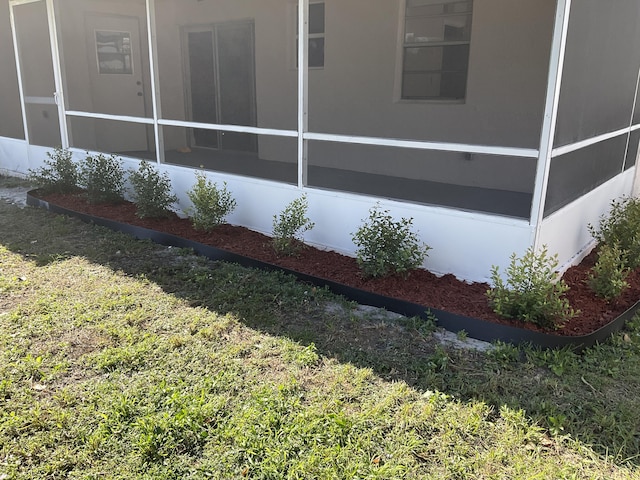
<box><xmin>1</xmin><ymin>0</ymin><xmax>639</xmax><ymax>282</ymax></box>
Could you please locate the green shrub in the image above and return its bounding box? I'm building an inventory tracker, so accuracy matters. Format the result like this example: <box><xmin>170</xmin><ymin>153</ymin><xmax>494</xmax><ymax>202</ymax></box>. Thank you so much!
<box><xmin>129</xmin><ymin>161</ymin><xmax>177</xmax><ymax>219</ymax></box>
<box><xmin>272</xmin><ymin>195</ymin><xmax>315</xmax><ymax>255</ymax></box>
<box><xmin>28</xmin><ymin>146</ymin><xmax>79</xmax><ymax>193</ymax></box>
<box><xmin>589</xmin><ymin>196</ymin><xmax>640</xmax><ymax>269</ymax></box>
<box><xmin>186</xmin><ymin>172</ymin><xmax>236</xmax><ymax>231</ymax></box>
<box><xmin>79</xmin><ymin>153</ymin><xmax>125</xmax><ymax>204</ymax></box>
<box><xmin>486</xmin><ymin>246</ymin><xmax>578</xmax><ymax>329</ymax></box>
<box><xmin>352</xmin><ymin>204</ymin><xmax>430</xmax><ymax>278</ymax></box>
<box><xmin>587</xmin><ymin>243</ymin><xmax>629</xmax><ymax>300</ymax></box>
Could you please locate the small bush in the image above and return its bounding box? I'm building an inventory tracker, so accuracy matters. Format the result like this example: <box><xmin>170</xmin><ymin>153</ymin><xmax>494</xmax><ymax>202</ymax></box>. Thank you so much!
<box><xmin>352</xmin><ymin>204</ymin><xmax>430</xmax><ymax>278</ymax></box>
<box><xmin>186</xmin><ymin>172</ymin><xmax>236</xmax><ymax>231</ymax></box>
<box><xmin>588</xmin><ymin>243</ymin><xmax>629</xmax><ymax>300</ymax></box>
<box><xmin>28</xmin><ymin>146</ymin><xmax>79</xmax><ymax>193</ymax></box>
<box><xmin>589</xmin><ymin>196</ymin><xmax>640</xmax><ymax>269</ymax></box>
<box><xmin>79</xmin><ymin>153</ymin><xmax>125</xmax><ymax>204</ymax></box>
<box><xmin>487</xmin><ymin>246</ymin><xmax>578</xmax><ymax>329</ymax></box>
<box><xmin>129</xmin><ymin>161</ymin><xmax>177</xmax><ymax>219</ymax></box>
<box><xmin>272</xmin><ymin>195</ymin><xmax>315</xmax><ymax>255</ymax></box>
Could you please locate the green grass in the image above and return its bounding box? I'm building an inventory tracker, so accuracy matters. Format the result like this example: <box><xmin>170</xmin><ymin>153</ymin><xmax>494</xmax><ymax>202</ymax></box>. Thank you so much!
<box><xmin>1</xmin><ymin>177</ymin><xmax>639</xmax><ymax>478</ymax></box>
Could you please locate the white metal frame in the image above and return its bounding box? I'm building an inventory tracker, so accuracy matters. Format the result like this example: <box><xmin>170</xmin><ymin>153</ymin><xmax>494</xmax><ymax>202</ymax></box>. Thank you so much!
<box><xmin>552</xmin><ymin>126</ymin><xmax>633</xmax><ymax>159</ymax></box>
<box><xmin>623</xmin><ymin>57</ymin><xmax>640</xmax><ymax>170</ymax></box>
<box><xmin>297</xmin><ymin>0</ymin><xmax>309</xmax><ymax>188</ymax></box>
<box><xmin>145</xmin><ymin>0</ymin><xmax>164</xmax><ymax>163</ymax></box>
<box><xmin>303</xmin><ymin>132</ymin><xmax>537</xmax><ymax>158</ymax></box>
<box><xmin>530</xmin><ymin>0</ymin><xmax>571</xmax><ymax>247</ymax></box>
<box><xmin>46</xmin><ymin>0</ymin><xmax>68</xmax><ymax>147</ymax></box>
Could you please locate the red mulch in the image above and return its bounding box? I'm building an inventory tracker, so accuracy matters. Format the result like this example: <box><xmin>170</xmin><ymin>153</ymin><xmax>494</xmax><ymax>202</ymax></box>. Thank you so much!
<box><xmin>38</xmin><ymin>192</ymin><xmax>640</xmax><ymax>337</ymax></box>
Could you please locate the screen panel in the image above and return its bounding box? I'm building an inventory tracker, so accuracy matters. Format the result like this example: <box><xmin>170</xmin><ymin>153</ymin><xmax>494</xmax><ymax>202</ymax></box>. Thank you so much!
<box><xmin>625</xmin><ymin>130</ymin><xmax>640</xmax><ymax>170</ymax></box>
<box><xmin>554</xmin><ymin>0</ymin><xmax>640</xmax><ymax>147</ymax></box>
<box><xmin>545</xmin><ymin>135</ymin><xmax>627</xmax><ymax>216</ymax></box>
<box><xmin>67</xmin><ymin>116</ymin><xmax>154</xmax><ymax>160</ymax></box>
<box><xmin>308</xmin><ymin>140</ymin><xmax>535</xmax><ymax>218</ymax></box>
<box><xmin>307</xmin><ymin>0</ymin><xmax>555</xmax><ymax>148</ymax></box>
<box><xmin>155</xmin><ymin>0</ymin><xmax>296</xmax><ymax>131</ymax></box>
<box><xmin>12</xmin><ymin>1</ymin><xmax>60</xmax><ymax>147</ymax></box>
<box><xmin>57</xmin><ymin>0</ymin><xmax>152</xmax><ymax>120</ymax></box>
<box><xmin>0</xmin><ymin>1</ymin><xmax>24</xmax><ymax>139</ymax></box>
<box><xmin>161</xmin><ymin>125</ymin><xmax>297</xmax><ymax>184</ymax></box>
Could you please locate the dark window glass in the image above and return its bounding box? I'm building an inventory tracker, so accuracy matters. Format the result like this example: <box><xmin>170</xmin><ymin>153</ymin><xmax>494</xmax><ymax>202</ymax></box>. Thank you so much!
<box><xmin>309</xmin><ymin>3</ymin><xmax>325</xmax><ymax>34</ymax></box>
<box><xmin>402</xmin><ymin>0</ymin><xmax>472</xmax><ymax>100</ymax></box>
<box><xmin>296</xmin><ymin>2</ymin><xmax>324</xmax><ymax>68</ymax></box>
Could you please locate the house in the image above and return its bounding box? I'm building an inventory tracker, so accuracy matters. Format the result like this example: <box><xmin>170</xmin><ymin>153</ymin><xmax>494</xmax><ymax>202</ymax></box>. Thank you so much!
<box><xmin>1</xmin><ymin>0</ymin><xmax>639</xmax><ymax>282</ymax></box>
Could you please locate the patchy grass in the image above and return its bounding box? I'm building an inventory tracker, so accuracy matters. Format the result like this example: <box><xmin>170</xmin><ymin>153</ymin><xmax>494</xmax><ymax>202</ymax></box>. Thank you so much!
<box><xmin>0</xmin><ymin>175</ymin><xmax>30</xmax><ymax>188</ymax></box>
<box><xmin>0</xmin><ymin>178</ymin><xmax>639</xmax><ymax>478</ymax></box>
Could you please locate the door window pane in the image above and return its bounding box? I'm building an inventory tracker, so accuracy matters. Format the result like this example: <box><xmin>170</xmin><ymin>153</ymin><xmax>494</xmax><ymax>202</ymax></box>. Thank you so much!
<box><xmin>95</xmin><ymin>30</ymin><xmax>133</xmax><ymax>75</ymax></box>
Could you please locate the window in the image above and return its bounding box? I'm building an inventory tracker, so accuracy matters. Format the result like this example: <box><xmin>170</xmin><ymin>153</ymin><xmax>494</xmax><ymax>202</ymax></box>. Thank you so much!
<box><xmin>401</xmin><ymin>0</ymin><xmax>472</xmax><ymax>100</ymax></box>
<box><xmin>95</xmin><ymin>31</ymin><xmax>133</xmax><ymax>75</ymax></box>
<box><xmin>296</xmin><ymin>2</ymin><xmax>325</xmax><ymax>68</ymax></box>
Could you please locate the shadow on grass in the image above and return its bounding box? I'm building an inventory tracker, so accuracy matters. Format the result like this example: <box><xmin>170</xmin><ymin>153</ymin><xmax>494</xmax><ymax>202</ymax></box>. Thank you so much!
<box><xmin>1</xmin><ymin>195</ymin><xmax>639</xmax><ymax>466</ymax></box>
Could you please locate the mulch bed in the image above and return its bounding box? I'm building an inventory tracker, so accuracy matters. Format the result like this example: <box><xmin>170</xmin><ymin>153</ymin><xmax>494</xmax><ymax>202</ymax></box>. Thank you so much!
<box><xmin>37</xmin><ymin>191</ymin><xmax>640</xmax><ymax>337</ymax></box>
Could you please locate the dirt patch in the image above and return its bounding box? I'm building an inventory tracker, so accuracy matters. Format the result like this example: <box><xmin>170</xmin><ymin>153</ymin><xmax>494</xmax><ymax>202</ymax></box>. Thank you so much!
<box><xmin>37</xmin><ymin>191</ymin><xmax>640</xmax><ymax>337</ymax></box>
<box><xmin>0</xmin><ymin>186</ymin><xmax>30</xmax><ymax>208</ymax></box>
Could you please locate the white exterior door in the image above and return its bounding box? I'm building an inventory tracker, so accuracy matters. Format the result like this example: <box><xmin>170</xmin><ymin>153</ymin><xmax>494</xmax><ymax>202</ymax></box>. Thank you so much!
<box><xmin>84</xmin><ymin>13</ymin><xmax>148</xmax><ymax>152</ymax></box>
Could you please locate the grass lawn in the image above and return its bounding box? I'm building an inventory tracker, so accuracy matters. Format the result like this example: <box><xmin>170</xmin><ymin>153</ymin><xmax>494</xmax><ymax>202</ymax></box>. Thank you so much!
<box><xmin>1</xmin><ymin>176</ymin><xmax>639</xmax><ymax>479</ymax></box>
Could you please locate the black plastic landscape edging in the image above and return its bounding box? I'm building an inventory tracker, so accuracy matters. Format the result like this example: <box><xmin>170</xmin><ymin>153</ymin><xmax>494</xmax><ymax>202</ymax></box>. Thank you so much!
<box><xmin>27</xmin><ymin>191</ymin><xmax>638</xmax><ymax>351</ymax></box>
